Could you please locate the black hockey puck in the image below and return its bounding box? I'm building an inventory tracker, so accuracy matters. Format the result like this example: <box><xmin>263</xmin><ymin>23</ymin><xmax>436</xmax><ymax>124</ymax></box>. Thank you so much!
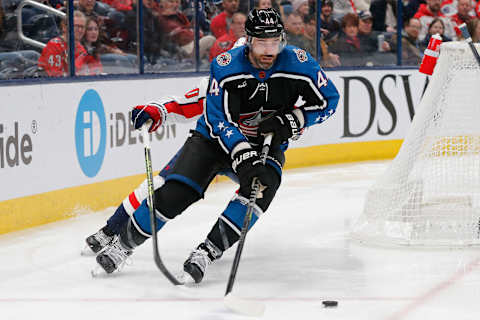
<box><xmin>322</xmin><ymin>300</ymin><xmax>338</xmax><ymax>307</ymax></box>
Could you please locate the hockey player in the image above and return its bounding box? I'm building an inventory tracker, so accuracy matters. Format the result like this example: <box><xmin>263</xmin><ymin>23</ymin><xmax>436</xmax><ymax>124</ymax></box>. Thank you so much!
<box><xmin>93</xmin><ymin>8</ymin><xmax>340</xmax><ymax>283</ymax></box>
<box><xmin>84</xmin><ymin>41</ymin><xmax>250</xmax><ymax>255</ymax></box>
<box><xmin>83</xmin><ymin>77</ymin><xmax>208</xmax><ymax>255</ymax></box>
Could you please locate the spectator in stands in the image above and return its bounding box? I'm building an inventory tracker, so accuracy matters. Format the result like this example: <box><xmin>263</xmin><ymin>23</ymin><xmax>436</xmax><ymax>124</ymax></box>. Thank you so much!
<box><xmin>331</xmin><ymin>0</ymin><xmax>357</xmax><ymax>20</ymax></box>
<box><xmin>76</xmin><ymin>0</ymin><xmax>127</xmax><ymax>54</ymax></box>
<box><xmin>466</xmin><ymin>18</ymin><xmax>480</xmax><ymax>42</ymax></box>
<box><xmin>210</xmin><ymin>0</ymin><xmax>239</xmax><ymax>38</ymax></box>
<box><xmin>388</xmin><ymin>17</ymin><xmax>422</xmax><ymax>65</ymax></box>
<box><xmin>102</xmin><ymin>0</ymin><xmax>133</xmax><ymax>12</ymax></box>
<box><xmin>303</xmin><ymin>14</ymin><xmax>341</xmax><ymax>67</ymax></box>
<box><xmin>125</xmin><ymin>0</ymin><xmax>169</xmax><ymax>62</ymax></box>
<box><xmin>414</xmin><ymin>0</ymin><xmax>457</xmax><ymax>40</ymax></box>
<box><xmin>209</xmin><ymin>12</ymin><xmax>246</xmax><ymax>61</ymax></box>
<box><xmin>420</xmin><ymin>17</ymin><xmax>451</xmax><ymax>51</ymax></box>
<box><xmin>291</xmin><ymin>0</ymin><xmax>309</xmax><ymax>19</ymax></box>
<box><xmin>319</xmin><ymin>0</ymin><xmax>341</xmax><ymax>44</ymax></box>
<box><xmin>76</xmin><ymin>0</ymin><xmax>99</xmax><ymax>19</ymax></box>
<box><xmin>329</xmin><ymin>13</ymin><xmax>363</xmax><ymax>58</ymax></box>
<box><xmin>182</xmin><ymin>0</ymin><xmax>212</xmax><ymax>32</ymax></box>
<box><xmin>440</xmin><ymin>0</ymin><xmax>478</xmax><ymax>18</ymax></box>
<box><xmin>38</xmin><ymin>11</ymin><xmax>88</xmax><ymax>77</ymax></box>
<box><xmin>330</xmin><ymin>0</ymin><xmax>375</xmax><ymax>18</ymax></box>
<box><xmin>78</xmin><ymin>16</ymin><xmax>103</xmax><ymax>75</ymax></box>
<box><xmin>370</xmin><ymin>0</ymin><xmax>422</xmax><ymax>32</ymax></box>
<box><xmin>285</xmin><ymin>12</ymin><xmax>308</xmax><ymax>49</ymax></box>
<box><xmin>159</xmin><ymin>0</ymin><xmax>215</xmax><ymax>59</ymax></box>
<box><xmin>357</xmin><ymin>10</ymin><xmax>379</xmax><ymax>52</ymax></box>
<box><xmin>451</xmin><ymin>0</ymin><xmax>475</xmax><ymax>36</ymax></box>
<box><xmin>302</xmin><ymin>13</ymin><xmax>317</xmax><ymax>55</ymax></box>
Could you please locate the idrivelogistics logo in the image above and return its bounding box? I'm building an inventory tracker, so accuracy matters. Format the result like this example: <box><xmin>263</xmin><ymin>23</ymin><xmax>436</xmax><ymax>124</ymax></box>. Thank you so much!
<box><xmin>75</xmin><ymin>89</ymin><xmax>106</xmax><ymax>177</ymax></box>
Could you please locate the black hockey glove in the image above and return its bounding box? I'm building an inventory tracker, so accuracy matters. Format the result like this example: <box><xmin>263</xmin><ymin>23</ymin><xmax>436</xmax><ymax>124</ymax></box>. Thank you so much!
<box><xmin>258</xmin><ymin>111</ymin><xmax>301</xmax><ymax>147</ymax></box>
<box><xmin>232</xmin><ymin>148</ymin><xmax>270</xmax><ymax>197</ymax></box>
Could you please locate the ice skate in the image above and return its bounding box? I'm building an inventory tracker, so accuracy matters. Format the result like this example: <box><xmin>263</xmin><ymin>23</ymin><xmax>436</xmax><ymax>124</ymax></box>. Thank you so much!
<box><xmin>94</xmin><ymin>235</ymin><xmax>133</xmax><ymax>275</ymax></box>
<box><xmin>82</xmin><ymin>228</ymin><xmax>114</xmax><ymax>255</ymax></box>
<box><xmin>183</xmin><ymin>242</ymin><xmax>222</xmax><ymax>283</ymax></box>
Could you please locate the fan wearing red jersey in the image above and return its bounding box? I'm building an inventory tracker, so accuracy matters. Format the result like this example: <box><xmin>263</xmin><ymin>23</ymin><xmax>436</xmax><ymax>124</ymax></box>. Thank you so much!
<box><xmin>209</xmin><ymin>12</ymin><xmax>246</xmax><ymax>61</ymax></box>
<box><xmin>38</xmin><ymin>11</ymin><xmax>88</xmax><ymax>77</ymax></box>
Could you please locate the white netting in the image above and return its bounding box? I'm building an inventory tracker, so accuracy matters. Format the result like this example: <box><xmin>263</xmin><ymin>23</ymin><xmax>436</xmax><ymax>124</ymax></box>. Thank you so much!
<box><xmin>352</xmin><ymin>42</ymin><xmax>480</xmax><ymax>247</ymax></box>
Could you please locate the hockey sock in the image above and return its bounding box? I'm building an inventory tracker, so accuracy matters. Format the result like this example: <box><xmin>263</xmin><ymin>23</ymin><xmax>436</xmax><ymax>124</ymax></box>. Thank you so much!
<box><xmin>122</xmin><ymin>175</ymin><xmax>165</xmax><ymax>215</ymax></box>
<box><xmin>206</xmin><ymin>195</ymin><xmax>263</xmax><ymax>251</ymax></box>
<box><xmin>131</xmin><ymin>199</ymin><xmax>170</xmax><ymax>236</ymax></box>
<box><xmin>105</xmin><ymin>204</ymin><xmax>129</xmax><ymax>235</ymax></box>
<box><xmin>120</xmin><ymin>218</ymin><xmax>148</xmax><ymax>249</ymax></box>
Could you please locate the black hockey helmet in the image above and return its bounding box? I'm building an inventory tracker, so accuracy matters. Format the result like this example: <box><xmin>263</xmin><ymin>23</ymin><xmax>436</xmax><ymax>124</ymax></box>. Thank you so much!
<box><xmin>245</xmin><ymin>8</ymin><xmax>285</xmax><ymax>39</ymax></box>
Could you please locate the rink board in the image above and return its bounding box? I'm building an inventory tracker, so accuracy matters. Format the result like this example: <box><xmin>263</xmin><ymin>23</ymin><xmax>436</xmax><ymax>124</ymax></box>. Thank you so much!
<box><xmin>0</xmin><ymin>68</ymin><xmax>422</xmax><ymax>234</ymax></box>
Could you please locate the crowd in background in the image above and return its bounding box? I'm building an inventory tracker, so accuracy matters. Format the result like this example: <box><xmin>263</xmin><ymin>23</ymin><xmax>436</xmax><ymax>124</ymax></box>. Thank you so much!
<box><xmin>1</xmin><ymin>0</ymin><xmax>480</xmax><ymax>79</ymax></box>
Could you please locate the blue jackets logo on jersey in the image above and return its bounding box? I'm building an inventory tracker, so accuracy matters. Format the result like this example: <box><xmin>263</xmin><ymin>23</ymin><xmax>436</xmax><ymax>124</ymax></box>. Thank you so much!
<box><xmin>293</xmin><ymin>48</ymin><xmax>308</xmax><ymax>63</ymax></box>
<box><xmin>216</xmin><ymin>52</ymin><xmax>232</xmax><ymax>66</ymax></box>
<box><xmin>239</xmin><ymin>107</ymin><xmax>275</xmax><ymax>137</ymax></box>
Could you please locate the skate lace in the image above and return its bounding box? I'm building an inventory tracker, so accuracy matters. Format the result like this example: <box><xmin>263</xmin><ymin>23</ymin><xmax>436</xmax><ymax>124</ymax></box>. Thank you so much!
<box><xmin>102</xmin><ymin>237</ymin><xmax>132</xmax><ymax>271</ymax></box>
<box><xmin>94</xmin><ymin>230</ymin><xmax>113</xmax><ymax>247</ymax></box>
<box><xmin>187</xmin><ymin>248</ymin><xmax>212</xmax><ymax>273</ymax></box>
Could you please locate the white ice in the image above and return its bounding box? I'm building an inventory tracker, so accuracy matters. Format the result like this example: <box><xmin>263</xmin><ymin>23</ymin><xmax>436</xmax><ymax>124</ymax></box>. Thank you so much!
<box><xmin>1</xmin><ymin>161</ymin><xmax>480</xmax><ymax>320</ymax></box>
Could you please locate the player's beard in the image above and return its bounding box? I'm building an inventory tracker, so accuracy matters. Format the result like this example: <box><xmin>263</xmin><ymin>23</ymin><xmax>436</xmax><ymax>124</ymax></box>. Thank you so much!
<box><xmin>249</xmin><ymin>52</ymin><xmax>276</xmax><ymax>70</ymax></box>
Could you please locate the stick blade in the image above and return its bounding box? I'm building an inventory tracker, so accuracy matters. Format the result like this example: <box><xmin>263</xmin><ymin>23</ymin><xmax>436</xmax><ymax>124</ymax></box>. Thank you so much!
<box><xmin>224</xmin><ymin>294</ymin><xmax>265</xmax><ymax>317</ymax></box>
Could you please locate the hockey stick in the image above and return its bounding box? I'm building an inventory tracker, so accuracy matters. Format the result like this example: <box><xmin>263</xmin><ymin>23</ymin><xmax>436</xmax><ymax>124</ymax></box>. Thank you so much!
<box><xmin>458</xmin><ymin>23</ymin><xmax>480</xmax><ymax>65</ymax></box>
<box><xmin>224</xmin><ymin>133</ymin><xmax>273</xmax><ymax>317</ymax></box>
<box><xmin>142</xmin><ymin>125</ymin><xmax>184</xmax><ymax>285</ymax></box>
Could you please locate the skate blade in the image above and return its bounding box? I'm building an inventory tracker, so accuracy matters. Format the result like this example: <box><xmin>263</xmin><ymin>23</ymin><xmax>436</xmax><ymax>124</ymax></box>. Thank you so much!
<box><xmin>80</xmin><ymin>245</ymin><xmax>95</xmax><ymax>256</ymax></box>
<box><xmin>91</xmin><ymin>265</ymin><xmax>105</xmax><ymax>278</ymax></box>
<box><xmin>224</xmin><ymin>293</ymin><xmax>265</xmax><ymax>317</ymax></box>
<box><xmin>169</xmin><ymin>271</ymin><xmax>193</xmax><ymax>285</ymax></box>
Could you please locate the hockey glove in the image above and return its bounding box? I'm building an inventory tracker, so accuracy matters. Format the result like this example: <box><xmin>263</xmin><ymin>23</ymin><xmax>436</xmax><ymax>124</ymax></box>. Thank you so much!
<box><xmin>258</xmin><ymin>111</ymin><xmax>302</xmax><ymax>147</ymax></box>
<box><xmin>232</xmin><ymin>148</ymin><xmax>270</xmax><ymax>197</ymax></box>
<box><xmin>131</xmin><ymin>103</ymin><xmax>167</xmax><ymax>133</ymax></box>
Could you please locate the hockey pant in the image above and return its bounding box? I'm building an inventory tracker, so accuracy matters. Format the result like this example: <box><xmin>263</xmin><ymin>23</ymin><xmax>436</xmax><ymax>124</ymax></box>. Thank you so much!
<box><xmin>128</xmin><ymin>130</ymin><xmax>284</xmax><ymax>252</ymax></box>
<box><xmin>106</xmin><ymin>145</ymin><xmax>238</xmax><ymax>235</ymax></box>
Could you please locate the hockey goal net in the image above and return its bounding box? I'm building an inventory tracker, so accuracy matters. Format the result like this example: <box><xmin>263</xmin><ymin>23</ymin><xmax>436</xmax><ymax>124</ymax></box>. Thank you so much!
<box><xmin>352</xmin><ymin>42</ymin><xmax>480</xmax><ymax>247</ymax></box>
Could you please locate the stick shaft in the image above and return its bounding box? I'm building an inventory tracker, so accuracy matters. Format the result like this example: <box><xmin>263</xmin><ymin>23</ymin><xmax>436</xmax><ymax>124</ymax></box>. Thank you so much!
<box><xmin>225</xmin><ymin>133</ymin><xmax>273</xmax><ymax>296</ymax></box>
<box><xmin>142</xmin><ymin>126</ymin><xmax>183</xmax><ymax>285</ymax></box>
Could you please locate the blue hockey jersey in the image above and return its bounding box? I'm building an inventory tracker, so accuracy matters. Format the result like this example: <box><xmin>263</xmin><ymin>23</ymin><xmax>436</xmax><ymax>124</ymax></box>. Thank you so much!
<box><xmin>195</xmin><ymin>44</ymin><xmax>340</xmax><ymax>155</ymax></box>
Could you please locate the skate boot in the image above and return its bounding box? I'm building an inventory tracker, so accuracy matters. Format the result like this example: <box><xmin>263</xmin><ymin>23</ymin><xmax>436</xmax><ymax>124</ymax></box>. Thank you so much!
<box><xmin>84</xmin><ymin>228</ymin><xmax>114</xmax><ymax>255</ymax></box>
<box><xmin>95</xmin><ymin>235</ymin><xmax>133</xmax><ymax>274</ymax></box>
<box><xmin>183</xmin><ymin>241</ymin><xmax>222</xmax><ymax>283</ymax></box>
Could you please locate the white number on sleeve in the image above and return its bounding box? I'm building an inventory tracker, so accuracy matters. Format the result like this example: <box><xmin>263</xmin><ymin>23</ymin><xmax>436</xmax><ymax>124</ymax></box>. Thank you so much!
<box><xmin>317</xmin><ymin>70</ymin><xmax>328</xmax><ymax>88</ymax></box>
<box><xmin>209</xmin><ymin>78</ymin><xmax>220</xmax><ymax>96</ymax></box>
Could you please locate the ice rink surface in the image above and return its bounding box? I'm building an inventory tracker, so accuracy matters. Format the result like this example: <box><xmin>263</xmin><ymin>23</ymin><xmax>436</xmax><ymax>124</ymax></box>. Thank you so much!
<box><xmin>1</xmin><ymin>161</ymin><xmax>480</xmax><ymax>320</ymax></box>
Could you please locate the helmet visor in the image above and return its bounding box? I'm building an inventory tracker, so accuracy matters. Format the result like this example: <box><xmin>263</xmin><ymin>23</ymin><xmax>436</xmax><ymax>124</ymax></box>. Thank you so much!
<box><xmin>249</xmin><ymin>35</ymin><xmax>285</xmax><ymax>55</ymax></box>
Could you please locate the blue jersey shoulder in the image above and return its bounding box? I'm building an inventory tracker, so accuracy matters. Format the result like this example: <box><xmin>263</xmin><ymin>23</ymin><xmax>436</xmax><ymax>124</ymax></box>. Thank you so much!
<box><xmin>276</xmin><ymin>45</ymin><xmax>320</xmax><ymax>77</ymax></box>
<box><xmin>210</xmin><ymin>46</ymin><xmax>248</xmax><ymax>81</ymax></box>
